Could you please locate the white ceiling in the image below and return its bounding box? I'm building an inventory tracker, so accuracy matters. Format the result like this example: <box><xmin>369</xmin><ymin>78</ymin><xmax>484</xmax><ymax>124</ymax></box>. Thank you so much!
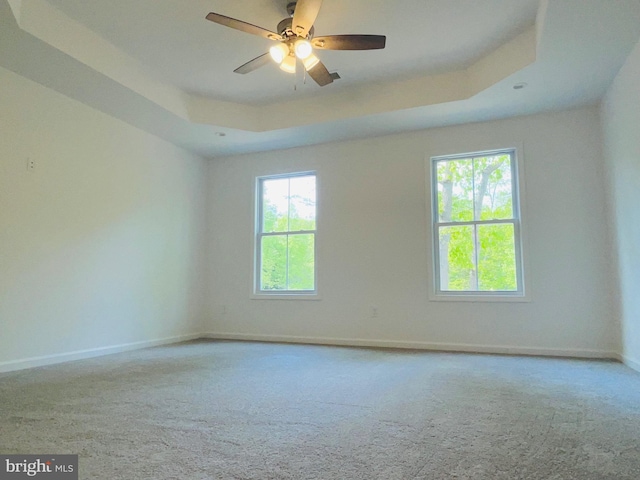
<box><xmin>42</xmin><ymin>0</ymin><xmax>540</xmax><ymax>104</ymax></box>
<box><xmin>2</xmin><ymin>0</ymin><xmax>640</xmax><ymax>157</ymax></box>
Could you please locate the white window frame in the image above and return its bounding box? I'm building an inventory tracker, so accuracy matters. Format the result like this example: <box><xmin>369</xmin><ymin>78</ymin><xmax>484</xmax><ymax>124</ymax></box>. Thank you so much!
<box><xmin>253</xmin><ymin>171</ymin><xmax>319</xmax><ymax>299</ymax></box>
<box><xmin>429</xmin><ymin>148</ymin><xmax>528</xmax><ymax>302</ymax></box>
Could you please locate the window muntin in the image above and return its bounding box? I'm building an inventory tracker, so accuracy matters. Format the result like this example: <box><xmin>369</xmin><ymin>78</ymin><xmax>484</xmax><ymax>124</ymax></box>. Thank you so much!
<box><xmin>432</xmin><ymin>150</ymin><xmax>523</xmax><ymax>296</ymax></box>
<box><xmin>256</xmin><ymin>173</ymin><xmax>316</xmax><ymax>294</ymax></box>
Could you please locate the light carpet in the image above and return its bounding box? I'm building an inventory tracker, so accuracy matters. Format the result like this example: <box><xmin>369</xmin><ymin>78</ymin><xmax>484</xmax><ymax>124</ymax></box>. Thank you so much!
<box><xmin>1</xmin><ymin>340</ymin><xmax>640</xmax><ymax>479</ymax></box>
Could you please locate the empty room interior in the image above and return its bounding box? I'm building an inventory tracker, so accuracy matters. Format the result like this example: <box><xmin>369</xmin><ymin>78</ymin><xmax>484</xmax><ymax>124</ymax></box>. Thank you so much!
<box><xmin>2</xmin><ymin>0</ymin><xmax>640</xmax><ymax>478</ymax></box>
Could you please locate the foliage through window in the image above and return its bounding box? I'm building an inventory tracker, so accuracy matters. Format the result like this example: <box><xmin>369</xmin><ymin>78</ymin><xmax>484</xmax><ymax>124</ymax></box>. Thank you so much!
<box><xmin>256</xmin><ymin>173</ymin><xmax>316</xmax><ymax>294</ymax></box>
<box><xmin>431</xmin><ymin>150</ymin><xmax>523</xmax><ymax>296</ymax></box>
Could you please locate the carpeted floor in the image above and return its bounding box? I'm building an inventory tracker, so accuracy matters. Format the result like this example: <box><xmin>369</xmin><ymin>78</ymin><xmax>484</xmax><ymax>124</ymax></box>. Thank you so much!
<box><xmin>1</xmin><ymin>340</ymin><xmax>640</xmax><ymax>479</ymax></box>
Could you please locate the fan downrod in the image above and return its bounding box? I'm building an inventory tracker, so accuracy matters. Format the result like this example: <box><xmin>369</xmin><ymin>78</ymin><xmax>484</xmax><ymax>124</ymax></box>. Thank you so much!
<box><xmin>286</xmin><ymin>2</ymin><xmax>297</xmax><ymax>17</ymax></box>
<box><xmin>278</xmin><ymin>3</ymin><xmax>315</xmax><ymax>39</ymax></box>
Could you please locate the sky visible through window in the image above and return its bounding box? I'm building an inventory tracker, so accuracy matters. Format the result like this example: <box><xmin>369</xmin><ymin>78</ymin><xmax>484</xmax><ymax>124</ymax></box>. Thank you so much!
<box><xmin>263</xmin><ymin>176</ymin><xmax>316</xmax><ymax>229</ymax></box>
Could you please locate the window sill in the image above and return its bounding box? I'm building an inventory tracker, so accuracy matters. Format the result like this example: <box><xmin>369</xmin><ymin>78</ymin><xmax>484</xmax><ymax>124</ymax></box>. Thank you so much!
<box><xmin>429</xmin><ymin>293</ymin><xmax>530</xmax><ymax>303</ymax></box>
<box><xmin>251</xmin><ymin>293</ymin><xmax>321</xmax><ymax>301</ymax></box>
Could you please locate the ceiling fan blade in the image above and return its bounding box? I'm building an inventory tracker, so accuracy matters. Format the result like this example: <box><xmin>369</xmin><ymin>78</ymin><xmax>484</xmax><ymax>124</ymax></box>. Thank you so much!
<box><xmin>292</xmin><ymin>0</ymin><xmax>323</xmax><ymax>38</ymax></box>
<box><xmin>306</xmin><ymin>59</ymin><xmax>333</xmax><ymax>87</ymax></box>
<box><xmin>312</xmin><ymin>35</ymin><xmax>386</xmax><ymax>50</ymax></box>
<box><xmin>206</xmin><ymin>13</ymin><xmax>282</xmax><ymax>41</ymax></box>
<box><xmin>234</xmin><ymin>53</ymin><xmax>272</xmax><ymax>74</ymax></box>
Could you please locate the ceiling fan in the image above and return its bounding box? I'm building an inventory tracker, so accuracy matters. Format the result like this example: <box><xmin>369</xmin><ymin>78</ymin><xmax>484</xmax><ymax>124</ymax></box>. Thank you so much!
<box><xmin>205</xmin><ymin>0</ymin><xmax>386</xmax><ymax>87</ymax></box>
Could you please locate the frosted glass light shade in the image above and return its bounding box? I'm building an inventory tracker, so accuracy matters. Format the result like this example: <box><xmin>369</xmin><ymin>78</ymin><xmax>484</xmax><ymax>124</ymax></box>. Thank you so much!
<box><xmin>280</xmin><ymin>55</ymin><xmax>296</xmax><ymax>73</ymax></box>
<box><xmin>269</xmin><ymin>43</ymin><xmax>289</xmax><ymax>64</ymax></box>
<box><xmin>303</xmin><ymin>54</ymin><xmax>320</xmax><ymax>70</ymax></box>
<box><xmin>294</xmin><ymin>39</ymin><xmax>313</xmax><ymax>59</ymax></box>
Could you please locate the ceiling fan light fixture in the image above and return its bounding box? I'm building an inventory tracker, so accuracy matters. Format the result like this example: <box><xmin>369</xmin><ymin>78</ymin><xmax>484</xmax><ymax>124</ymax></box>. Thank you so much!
<box><xmin>205</xmin><ymin>4</ymin><xmax>386</xmax><ymax>87</ymax></box>
<box><xmin>294</xmin><ymin>39</ymin><xmax>313</xmax><ymax>59</ymax></box>
<box><xmin>280</xmin><ymin>55</ymin><xmax>296</xmax><ymax>74</ymax></box>
<box><xmin>302</xmin><ymin>53</ymin><xmax>320</xmax><ymax>70</ymax></box>
<box><xmin>269</xmin><ymin>43</ymin><xmax>289</xmax><ymax>64</ymax></box>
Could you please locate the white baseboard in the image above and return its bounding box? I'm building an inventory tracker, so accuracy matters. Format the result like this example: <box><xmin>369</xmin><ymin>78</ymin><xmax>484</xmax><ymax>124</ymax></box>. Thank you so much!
<box><xmin>0</xmin><ymin>333</ymin><xmax>202</xmax><ymax>374</ymax></box>
<box><xmin>1</xmin><ymin>332</ymin><xmax>623</xmax><ymax>374</ymax></box>
<box><xmin>620</xmin><ymin>354</ymin><xmax>640</xmax><ymax>373</ymax></box>
<box><xmin>202</xmin><ymin>332</ymin><xmax>619</xmax><ymax>360</ymax></box>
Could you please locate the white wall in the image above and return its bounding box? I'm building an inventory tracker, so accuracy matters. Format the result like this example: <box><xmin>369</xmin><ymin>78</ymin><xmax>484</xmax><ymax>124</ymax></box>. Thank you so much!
<box><xmin>0</xmin><ymin>60</ymin><xmax>623</xmax><ymax>370</ymax></box>
<box><xmin>601</xmin><ymin>37</ymin><xmax>640</xmax><ymax>371</ymax></box>
<box><xmin>206</xmin><ymin>107</ymin><xmax>617</xmax><ymax>358</ymax></box>
<box><xmin>0</xmin><ymin>67</ymin><xmax>208</xmax><ymax>371</ymax></box>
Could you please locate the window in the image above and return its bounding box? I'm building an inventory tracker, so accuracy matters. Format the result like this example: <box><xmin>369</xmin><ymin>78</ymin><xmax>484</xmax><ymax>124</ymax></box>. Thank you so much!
<box><xmin>431</xmin><ymin>149</ymin><xmax>524</xmax><ymax>297</ymax></box>
<box><xmin>255</xmin><ymin>172</ymin><xmax>317</xmax><ymax>295</ymax></box>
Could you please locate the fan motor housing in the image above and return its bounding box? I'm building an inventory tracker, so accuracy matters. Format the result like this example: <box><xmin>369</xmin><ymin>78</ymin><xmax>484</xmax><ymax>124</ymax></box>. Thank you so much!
<box><xmin>277</xmin><ymin>17</ymin><xmax>314</xmax><ymax>39</ymax></box>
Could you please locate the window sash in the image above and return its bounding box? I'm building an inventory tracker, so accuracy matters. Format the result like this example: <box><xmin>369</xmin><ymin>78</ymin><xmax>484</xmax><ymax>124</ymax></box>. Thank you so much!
<box><xmin>257</xmin><ymin>232</ymin><xmax>316</xmax><ymax>292</ymax></box>
<box><xmin>259</xmin><ymin>230</ymin><xmax>316</xmax><ymax>237</ymax></box>
<box><xmin>434</xmin><ymin>221</ymin><xmax>522</xmax><ymax>293</ymax></box>
<box><xmin>435</xmin><ymin>219</ymin><xmax>515</xmax><ymax>228</ymax></box>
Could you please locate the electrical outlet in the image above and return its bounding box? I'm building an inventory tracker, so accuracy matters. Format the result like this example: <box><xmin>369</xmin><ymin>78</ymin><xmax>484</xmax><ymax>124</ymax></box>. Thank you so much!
<box><xmin>26</xmin><ymin>158</ymin><xmax>36</xmax><ymax>172</ymax></box>
<box><xmin>370</xmin><ymin>306</ymin><xmax>379</xmax><ymax>318</ymax></box>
